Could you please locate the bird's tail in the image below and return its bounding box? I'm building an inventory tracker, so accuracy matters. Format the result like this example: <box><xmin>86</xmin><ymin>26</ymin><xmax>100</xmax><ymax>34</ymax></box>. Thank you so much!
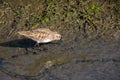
<box><xmin>18</xmin><ymin>31</ymin><xmax>30</xmax><ymax>36</ymax></box>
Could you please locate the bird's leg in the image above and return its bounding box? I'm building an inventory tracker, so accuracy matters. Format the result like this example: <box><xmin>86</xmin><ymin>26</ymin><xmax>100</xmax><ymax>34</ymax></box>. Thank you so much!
<box><xmin>34</xmin><ymin>43</ymin><xmax>46</xmax><ymax>51</ymax></box>
<box><xmin>30</xmin><ymin>43</ymin><xmax>40</xmax><ymax>54</ymax></box>
<box><xmin>34</xmin><ymin>43</ymin><xmax>40</xmax><ymax>47</ymax></box>
<box><xmin>33</xmin><ymin>43</ymin><xmax>40</xmax><ymax>50</ymax></box>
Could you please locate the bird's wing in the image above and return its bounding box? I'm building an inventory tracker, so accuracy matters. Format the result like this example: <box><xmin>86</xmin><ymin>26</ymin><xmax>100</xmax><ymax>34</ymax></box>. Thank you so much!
<box><xmin>18</xmin><ymin>31</ymin><xmax>31</xmax><ymax>36</ymax></box>
<box><xmin>18</xmin><ymin>30</ymin><xmax>49</xmax><ymax>41</ymax></box>
<box><xmin>33</xmin><ymin>28</ymin><xmax>52</xmax><ymax>32</ymax></box>
<box><xmin>18</xmin><ymin>31</ymin><xmax>35</xmax><ymax>38</ymax></box>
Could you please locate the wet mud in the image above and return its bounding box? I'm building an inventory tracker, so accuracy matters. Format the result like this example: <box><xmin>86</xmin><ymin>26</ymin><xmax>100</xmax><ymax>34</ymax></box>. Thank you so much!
<box><xmin>0</xmin><ymin>32</ymin><xmax>120</xmax><ymax>80</ymax></box>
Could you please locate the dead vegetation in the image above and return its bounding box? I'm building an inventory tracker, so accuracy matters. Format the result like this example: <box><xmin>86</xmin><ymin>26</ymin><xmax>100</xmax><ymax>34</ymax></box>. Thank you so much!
<box><xmin>0</xmin><ymin>0</ymin><xmax>120</xmax><ymax>40</ymax></box>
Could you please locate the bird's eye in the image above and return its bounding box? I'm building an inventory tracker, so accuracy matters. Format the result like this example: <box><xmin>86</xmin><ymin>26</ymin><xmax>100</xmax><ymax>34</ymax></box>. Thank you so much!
<box><xmin>57</xmin><ymin>35</ymin><xmax>61</xmax><ymax>38</ymax></box>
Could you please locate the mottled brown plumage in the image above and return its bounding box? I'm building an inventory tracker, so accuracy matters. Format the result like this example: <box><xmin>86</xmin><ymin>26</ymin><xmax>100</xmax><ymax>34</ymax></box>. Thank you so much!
<box><xmin>18</xmin><ymin>28</ymin><xmax>61</xmax><ymax>43</ymax></box>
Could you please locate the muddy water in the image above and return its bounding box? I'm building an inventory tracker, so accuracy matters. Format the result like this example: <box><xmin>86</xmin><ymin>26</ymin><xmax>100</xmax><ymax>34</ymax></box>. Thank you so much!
<box><xmin>0</xmin><ymin>37</ymin><xmax>120</xmax><ymax>80</ymax></box>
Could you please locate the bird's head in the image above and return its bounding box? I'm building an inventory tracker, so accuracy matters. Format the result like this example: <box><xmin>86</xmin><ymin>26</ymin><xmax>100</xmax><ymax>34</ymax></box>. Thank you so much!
<box><xmin>53</xmin><ymin>32</ymin><xmax>61</xmax><ymax>40</ymax></box>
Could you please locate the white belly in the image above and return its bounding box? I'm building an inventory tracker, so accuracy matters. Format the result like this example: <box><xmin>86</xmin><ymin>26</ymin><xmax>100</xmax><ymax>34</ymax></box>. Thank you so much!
<box><xmin>30</xmin><ymin>38</ymin><xmax>52</xmax><ymax>43</ymax></box>
<box><xmin>35</xmin><ymin>39</ymin><xmax>52</xmax><ymax>43</ymax></box>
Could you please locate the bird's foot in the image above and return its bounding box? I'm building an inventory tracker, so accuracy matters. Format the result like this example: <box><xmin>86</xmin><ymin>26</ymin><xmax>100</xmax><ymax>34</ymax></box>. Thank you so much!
<box><xmin>33</xmin><ymin>43</ymin><xmax>46</xmax><ymax>51</ymax></box>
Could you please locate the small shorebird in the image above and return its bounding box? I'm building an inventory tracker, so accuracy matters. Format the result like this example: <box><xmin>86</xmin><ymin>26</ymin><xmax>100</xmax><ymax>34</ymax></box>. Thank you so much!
<box><xmin>18</xmin><ymin>28</ymin><xmax>61</xmax><ymax>45</ymax></box>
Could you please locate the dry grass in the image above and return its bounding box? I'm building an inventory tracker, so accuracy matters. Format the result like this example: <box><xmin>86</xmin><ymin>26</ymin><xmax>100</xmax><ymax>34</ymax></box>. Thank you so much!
<box><xmin>0</xmin><ymin>0</ymin><xmax>119</xmax><ymax>40</ymax></box>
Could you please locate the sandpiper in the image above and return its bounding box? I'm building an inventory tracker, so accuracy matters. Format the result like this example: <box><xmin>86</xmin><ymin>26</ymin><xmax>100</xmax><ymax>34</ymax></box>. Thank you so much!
<box><xmin>18</xmin><ymin>28</ymin><xmax>61</xmax><ymax>44</ymax></box>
